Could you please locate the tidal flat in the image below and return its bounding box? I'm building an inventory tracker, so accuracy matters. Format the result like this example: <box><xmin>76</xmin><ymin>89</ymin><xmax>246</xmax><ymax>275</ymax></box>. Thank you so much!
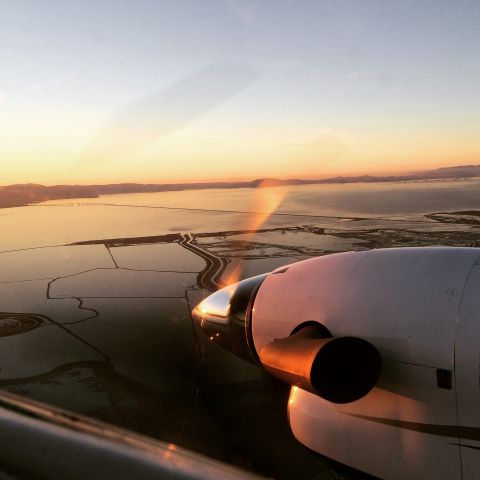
<box><xmin>0</xmin><ymin>180</ymin><xmax>479</xmax><ymax>480</ymax></box>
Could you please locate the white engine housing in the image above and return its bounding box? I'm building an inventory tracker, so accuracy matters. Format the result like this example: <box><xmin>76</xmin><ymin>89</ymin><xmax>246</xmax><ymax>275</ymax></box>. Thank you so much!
<box><xmin>251</xmin><ymin>247</ymin><xmax>480</xmax><ymax>480</ymax></box>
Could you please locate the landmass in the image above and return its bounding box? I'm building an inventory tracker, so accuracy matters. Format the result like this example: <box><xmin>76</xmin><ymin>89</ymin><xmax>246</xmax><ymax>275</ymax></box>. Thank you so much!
<box><xmin>1</xmin><ymin>198</ymin><xmax>480</xmax><ymax>479</ymax></box>
<box><xmin>1</xmin><ymin>164</ymin><xmax>479</xmax><ymax>209</ymax></box>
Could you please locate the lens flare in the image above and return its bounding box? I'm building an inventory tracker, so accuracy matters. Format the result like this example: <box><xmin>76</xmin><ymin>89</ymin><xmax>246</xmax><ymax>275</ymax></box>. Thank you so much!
<box><xmin>222</xmin><ymin>179</ymin><xmax>289</xmax><ymax>286</ymax></box>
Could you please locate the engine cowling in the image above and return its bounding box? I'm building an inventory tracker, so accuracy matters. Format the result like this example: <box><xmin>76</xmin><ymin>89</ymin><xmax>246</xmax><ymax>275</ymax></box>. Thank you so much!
<box><xmin>193</xmin><ymin>247</ymin><xmax>480</xmax><ymax>480</ymax></box>
<box><xmin>192</xmin><ymin>273</ymin><xmax>381</xmax><ymax>404</ymax></box>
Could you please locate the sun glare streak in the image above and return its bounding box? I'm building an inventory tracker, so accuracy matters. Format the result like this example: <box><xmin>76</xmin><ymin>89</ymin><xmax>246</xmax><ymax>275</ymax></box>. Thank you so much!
<box><xmin>222</xmin><ymin>179</ymin><xmax>290</xmax><ymax>287</ymax></box>
<box><xmin>75</xmin><ymin>64</ymin><xmax>259</xmax><ymax>169</ymax></box>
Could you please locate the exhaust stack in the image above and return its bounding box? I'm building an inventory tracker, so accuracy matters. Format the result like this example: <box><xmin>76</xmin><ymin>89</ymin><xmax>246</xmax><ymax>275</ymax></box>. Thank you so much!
<box><xmin>259</xmin><ymin>325</ymin><xmax>381</xmax><ymax>404</ymax></box>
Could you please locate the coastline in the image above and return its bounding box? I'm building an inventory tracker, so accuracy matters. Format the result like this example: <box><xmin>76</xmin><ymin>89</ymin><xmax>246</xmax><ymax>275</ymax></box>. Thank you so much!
<box><xmin>1</xmin><ymin>166</ymin><xmax>479</xmax><ymax>209</ymax></box>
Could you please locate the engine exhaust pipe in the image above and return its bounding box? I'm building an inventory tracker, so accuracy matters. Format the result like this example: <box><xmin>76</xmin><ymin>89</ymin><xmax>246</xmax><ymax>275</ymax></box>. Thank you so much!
<box><xmin>259</xmin><ymin>325</ymin><xmax>381</xmax><ymax>404</ymax></box>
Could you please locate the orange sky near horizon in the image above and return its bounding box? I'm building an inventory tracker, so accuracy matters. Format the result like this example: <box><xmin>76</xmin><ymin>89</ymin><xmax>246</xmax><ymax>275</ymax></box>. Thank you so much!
<box><xmin>1</xmin><ymin>100</ymin><xmax>479</xmax><ymax>186</ymax></box>
<box><xmin>2</xmin><ymin>120</ymin><xmax>478</xmax><ymax>186</ymax></box>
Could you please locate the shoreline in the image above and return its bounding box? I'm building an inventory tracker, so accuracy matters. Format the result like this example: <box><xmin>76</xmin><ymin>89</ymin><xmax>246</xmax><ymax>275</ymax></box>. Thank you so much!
<box><xmin>1</xmin><ymin>174</ymin><xmax>479</xmax><ymax>210</ymax></box>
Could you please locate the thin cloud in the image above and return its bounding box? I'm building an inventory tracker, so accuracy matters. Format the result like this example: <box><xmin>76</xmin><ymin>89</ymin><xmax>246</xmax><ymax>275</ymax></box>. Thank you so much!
<box><xmin>344</xmin><ymin>71</ymin><xmax>371</xmax><ymax>80</ymax></box>
<box><xmin>222</xmin><ymin>0</ymin><xmax>256</xmax><ymax>26</ymax></box>
<box><xmin>270</xmin><ymin>60</ymin><xmax>300</xmax><ymax>69</ymax></box>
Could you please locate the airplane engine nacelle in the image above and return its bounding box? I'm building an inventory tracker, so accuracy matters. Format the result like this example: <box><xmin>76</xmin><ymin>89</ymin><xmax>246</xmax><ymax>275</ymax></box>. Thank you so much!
<box><xmin>193</xmin><ymin>247</ymin><xmax>480</xmax><ymax>480</ymax></box>
<box><xmin>193</xmin><ymin>273</ymin><xmax>381</xmax><ymax>405</ymax></box>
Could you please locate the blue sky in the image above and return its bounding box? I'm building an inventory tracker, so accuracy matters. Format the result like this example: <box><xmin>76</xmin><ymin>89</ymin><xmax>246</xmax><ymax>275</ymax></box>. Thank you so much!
<box><xmin>1</xmin><ymin>0</ymin><xmax>479</xmax><ymax>184</ymax></box>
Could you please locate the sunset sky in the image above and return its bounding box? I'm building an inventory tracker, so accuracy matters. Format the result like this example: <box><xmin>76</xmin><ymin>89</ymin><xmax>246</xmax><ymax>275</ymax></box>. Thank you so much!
<box><xmin>1</xmin><ymin>0</ymin><xmax>479</xmax><ymax>185</ymax></box>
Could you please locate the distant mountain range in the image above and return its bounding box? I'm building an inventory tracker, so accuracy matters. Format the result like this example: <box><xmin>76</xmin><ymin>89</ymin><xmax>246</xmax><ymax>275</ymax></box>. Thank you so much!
<box><xmin>1</xmin><ymin>164</ymin><xmax>479</xmax><ymax>209</ymax></box>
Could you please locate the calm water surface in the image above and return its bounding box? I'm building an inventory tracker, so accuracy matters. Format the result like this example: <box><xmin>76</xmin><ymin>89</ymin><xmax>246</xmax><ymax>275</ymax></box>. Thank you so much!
<box><xmin>1</xmin><ymin>179</ymin><xmax>479</xmax><ymax>251</ymax></box>
<box><xmin>1</xmin><ymin>180</ymin><xmax>479</xmax><ymax>480</ymax></box>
